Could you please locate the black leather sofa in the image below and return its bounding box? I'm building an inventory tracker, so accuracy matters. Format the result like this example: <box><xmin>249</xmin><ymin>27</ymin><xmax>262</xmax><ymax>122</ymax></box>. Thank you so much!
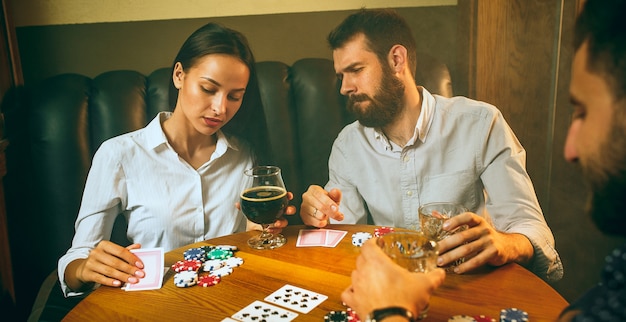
<box><xmin>2</xmin><ymin>58</ymin><xmax>355</xmax><ymax>318</ymax></box>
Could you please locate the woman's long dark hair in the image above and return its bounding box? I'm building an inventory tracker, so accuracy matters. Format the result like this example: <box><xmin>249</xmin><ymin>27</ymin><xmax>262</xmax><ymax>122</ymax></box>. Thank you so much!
<box><xmin>168</xmin><ymin>22</ymin><xmax>272</xmax><ymax>165</ymax></box>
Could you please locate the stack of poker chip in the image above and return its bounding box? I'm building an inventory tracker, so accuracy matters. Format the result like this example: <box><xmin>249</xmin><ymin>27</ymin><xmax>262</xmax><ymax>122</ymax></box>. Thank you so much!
<box><xmin>351</xmin><ymin>232</ymin><xmax>372</xmax><ymax>247</ymax></box>
<box><xmin>445</xmin><ymin>308</ymin><xmax>526</xmax><ymax>322</ymax></box>
<box><xmin>324</xmin><ymin>306</ymin><xmax>360</xmax><ymax>321</ymax></box>
<box><xmin>373</xmin><ymin>226</ymin><xmax>395</xmax><ymax>237</ymax></box>
<box><xmin>324</xmin><ymin>310</ymin><xmax>349</xmax><ymax>321</ymax></box>
<box><xmin>170</xmin><ymin>244</ymin><xmax>243</xmax><ymax>288</ymax></box>
<box><xmin>174</xmin><ymin>271</ymin><xmax>198</xmax><ymax>288</ymax></box>
<box><xmin>499</xmin><ymin>308</ymin><xmax>528</xmax><ymax>322</ymax></box>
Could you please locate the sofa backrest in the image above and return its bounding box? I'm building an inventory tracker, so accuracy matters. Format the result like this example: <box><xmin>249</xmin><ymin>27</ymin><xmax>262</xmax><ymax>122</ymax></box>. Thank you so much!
<box><xmin>2</xmin><ymin>58</ymin><xmax>352</xmax><ymax>312</ymax></box>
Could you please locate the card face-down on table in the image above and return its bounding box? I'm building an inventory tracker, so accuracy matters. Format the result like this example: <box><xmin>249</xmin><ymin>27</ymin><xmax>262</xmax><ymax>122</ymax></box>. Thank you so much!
<box><xmin>123</xmin><ymin>247</ymin><xmax>165</xmax><ymax>291</ymax></box>
<box><xmin>296</xmin><ymin>229</ymin><xmax>347</xmax><ymax>247</ymax></box>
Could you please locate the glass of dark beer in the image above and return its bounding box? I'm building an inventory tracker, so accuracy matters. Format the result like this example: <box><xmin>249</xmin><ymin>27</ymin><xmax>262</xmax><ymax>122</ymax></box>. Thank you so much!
<box><xmin>240</xmin><ymin>166</ymin><xmax>288</xmax><ymax>249</ymax></box>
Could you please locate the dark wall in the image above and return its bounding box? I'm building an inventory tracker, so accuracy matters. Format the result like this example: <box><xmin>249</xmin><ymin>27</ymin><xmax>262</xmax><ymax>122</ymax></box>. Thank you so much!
<box><xmin>15</xmin><ymin>7</ymin><xmax>459</xmax><ymax>88</ymax></box>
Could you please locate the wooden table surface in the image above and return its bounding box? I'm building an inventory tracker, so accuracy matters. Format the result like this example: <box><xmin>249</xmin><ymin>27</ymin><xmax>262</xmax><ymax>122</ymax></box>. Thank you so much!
<box><xmin>63</xmin><ymin>224</ymin><xmax>568</xmax><ymax>321</ymax></box>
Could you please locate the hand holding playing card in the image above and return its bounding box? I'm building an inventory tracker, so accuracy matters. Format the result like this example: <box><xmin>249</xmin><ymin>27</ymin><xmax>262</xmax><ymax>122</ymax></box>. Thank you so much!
<box><xmin>124</xmin><ymin>248</ymin><xmax>165</xmax><ymax>291</ymax></box>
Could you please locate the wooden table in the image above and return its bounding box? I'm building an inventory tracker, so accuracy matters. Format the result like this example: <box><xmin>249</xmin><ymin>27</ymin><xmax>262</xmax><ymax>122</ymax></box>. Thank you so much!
<box><xmin>63</xmin><ymin>225</ymin><xmax>568</xmax><ymax>321</ymax></box>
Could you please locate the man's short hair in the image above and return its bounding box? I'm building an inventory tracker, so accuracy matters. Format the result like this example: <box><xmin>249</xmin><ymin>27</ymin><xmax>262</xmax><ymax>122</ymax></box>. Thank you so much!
<box><xmin>327</xmin><ymin>8</ymin><xmax>417</xmax><ymax>77</ymax></box>
<box><xmin>575</xmin><ymin>0</ymin><xmax>626</xmax><ymax>100</ymax></box>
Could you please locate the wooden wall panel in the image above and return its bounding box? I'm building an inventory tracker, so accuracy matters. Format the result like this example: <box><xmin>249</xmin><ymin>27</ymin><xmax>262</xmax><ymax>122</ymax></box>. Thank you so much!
<box><xmin>463</xmin><ymin>0</ymin><xmax>626</xmax><ymax>302</ymax></box>
<box><xmin>474</xmin><ymin>0</ymin><xmax>559</xmax><ymax>210</ymax></box>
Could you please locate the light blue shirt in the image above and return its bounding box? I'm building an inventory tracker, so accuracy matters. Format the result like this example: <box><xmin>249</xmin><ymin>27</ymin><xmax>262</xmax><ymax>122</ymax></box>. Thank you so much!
<box><xmin>58</xmin><ymin>112</ymin><xmax>253</xmax><ymax>296</ymax></box>
<box><xmin>327</xmin><ymin>88</ymin><xmax>562</xmax><ymax>282</ymax></box>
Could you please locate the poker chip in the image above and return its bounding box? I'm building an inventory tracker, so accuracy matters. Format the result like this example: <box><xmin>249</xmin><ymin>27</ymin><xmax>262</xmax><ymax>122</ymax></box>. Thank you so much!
<box><xmin>499</xmin><ymin>308</ymin><xmax>529</xmax><ymax>322</ymax></box>
<box><xmin>203</xmin><ymin>259</ymin><xmax>226</xmax><ymax>272</ymax></box>
<box><xmin>209</xmin><ymin>265</ymin><xmax>233</xmax><ymax>277</ymax></box>
<box><xmin>374</xmin><ymin>226</ymin><xmax>395</xmax><ymax>237</ymax></box>
<box><xmin>224</xmin><ymin>256</ymin><xmax>244</xmax><ymax>268</ymax></box>
<box><xmin>473</xmin><ymin>315</ymin><xmax>496</xmax><ymax>322</ymax></box>
<box><xmin>197</xmin><ymin>274</ymin><xmax>221</xmax><ymax>287</ymax></box>
<box><xmin>183</xmin><ymin>247</ymin><xmax>206</xmax><ymax>262</ymax></box>
<box><xmin>174</xmin><ymin>271</ymin><xmax>198</xmax><ymax>288</ymax></box>
<box><xmin>215</xmin><ymin>244</ymin><xmax>238</xmax><ymax>251</ymax></box>
<box><xmin>351</xmin><ymin>232</ymin><xmax>372</xmax><ymax>247</ymax></box>
<box><xmin>173</xmin><ymin>243</ymin><xmax>243</xmax><ymax>289</ymax></box>
<box><xmin>171</xmin><ymin>259</ymin><xmax>202</xmax><ymax>272</ymax></box>
<box><xmin>207</xmin><ymin>248</ymin><xmax>234</xmax><ymax>260</ymax></box>
<box><xmin>200</xmin><ymin>245</ymin><xmax>215</xmax><ymax>253</ymax></box>
<box><xmin>324</xmin><ymin>310</ymin><xmax>349</xmax><ymax>322</ymax></box>
<box><xmin>449</xmin><ymin>315</ymin><xmax>477</xmax><ymax>321</ymax></box>
<box><xmin>347</xmin><ymin>307</ymin><xmax>361</xmax><ymax>322</ymax></box>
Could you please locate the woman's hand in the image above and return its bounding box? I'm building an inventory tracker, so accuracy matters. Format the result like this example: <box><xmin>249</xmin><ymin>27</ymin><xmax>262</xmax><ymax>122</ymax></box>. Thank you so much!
<box><xmin>65</xmin><ymin>241</ymin><xmax>145</xmax><ymax>292</ymax></box>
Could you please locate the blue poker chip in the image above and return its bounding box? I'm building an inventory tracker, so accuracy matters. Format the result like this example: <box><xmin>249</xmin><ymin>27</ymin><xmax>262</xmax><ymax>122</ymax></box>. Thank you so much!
<box><xmin>499</xmin><ymin>308</ymin><xmax>529</xmax><ymax>322</ymax></box>
<box><xmin>184</xmin><ymin>247</ymin><xmax>206</xmax><ymax>262</ymax></box>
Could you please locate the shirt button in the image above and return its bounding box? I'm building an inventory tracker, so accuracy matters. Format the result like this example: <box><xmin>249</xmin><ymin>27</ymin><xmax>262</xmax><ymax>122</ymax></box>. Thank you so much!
<box><xmin>406</xmin><ymin>190</ymin><xmax>413</xmax><ymax>196</ymax></box>
<box><xmin>403</xmin><ymin>156</ymin><xmax>410</xmax><ymax>162</ymax></box>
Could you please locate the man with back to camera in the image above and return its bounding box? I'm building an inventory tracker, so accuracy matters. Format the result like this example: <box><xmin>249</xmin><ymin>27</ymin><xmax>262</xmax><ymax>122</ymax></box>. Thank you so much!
<box><xmin>300</xmin><ymin>8</ymin><xmax>563</xmax><ymax>282</ymax></box>
<box><xmin>341</xmin><ymin>1</ymin><xmax>626</xmax><ymax>320</ymax></box>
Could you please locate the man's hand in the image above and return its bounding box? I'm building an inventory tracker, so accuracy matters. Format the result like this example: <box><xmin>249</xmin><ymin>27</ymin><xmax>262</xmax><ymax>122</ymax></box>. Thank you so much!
<box><xmin>436</xmin><ymin>212</ymin><xmax>534</xmax><ymax>273</ymax></box>
<box><xmin>300</xmin><ymin>186</ymin><xmax>344</xmax><ymax>227</ymax></box>
<box><xmin>341</xmin><ymin>238</ymin><xmax>445</xmax><ymax>318</ymax></box>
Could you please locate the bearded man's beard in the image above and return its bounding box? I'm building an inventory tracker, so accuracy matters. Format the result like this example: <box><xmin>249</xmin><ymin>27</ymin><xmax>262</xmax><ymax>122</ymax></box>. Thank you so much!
<box><xmin>582</xmin><ymin>109</ymin><xmax>626</xmax><ymax>237</ymax></box>
<box><xmin>346</xmin><ymin>65</ymin><xmax>405</xmax><ymax>128</ymax></box>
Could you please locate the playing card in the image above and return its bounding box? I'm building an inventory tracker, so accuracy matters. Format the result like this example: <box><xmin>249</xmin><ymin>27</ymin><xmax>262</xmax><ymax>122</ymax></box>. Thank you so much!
<box><xmin>124</xmin><ymin>247</ymin><xmax>164</xmax><ymax>291</ymax></box>
<box><xmin>264</xmin><ymin>284</ymin><xmax>328</xmax><ymax>314</ymax></box>
<box><xmin>296</xmin><ymin>229</ymin><xmax>327</xmax><ymax>247</ymax></box>
<box><xmin>231</xmin><ymin>300</ymin><xmax>298</xmax><ymax>322</ymax></box>
<box><xmin>324</xmin><ymin>230</ymin><xmax>347</xmax><ymax>247</ymax></box>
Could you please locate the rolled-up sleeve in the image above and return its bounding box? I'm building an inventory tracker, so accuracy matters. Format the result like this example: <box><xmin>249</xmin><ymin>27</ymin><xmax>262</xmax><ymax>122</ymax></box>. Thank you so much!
<box><xmin>479</xmin><ymin>109</ymin><xmax>563</xmax><ymax>282</ymax></box>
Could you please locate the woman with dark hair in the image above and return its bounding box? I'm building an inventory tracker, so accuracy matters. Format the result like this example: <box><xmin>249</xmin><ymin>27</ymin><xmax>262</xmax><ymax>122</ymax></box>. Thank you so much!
<box><xmin>55</xmin><ymin>22</ymin><xmax>294</xmax><ymax>302</ymax></box>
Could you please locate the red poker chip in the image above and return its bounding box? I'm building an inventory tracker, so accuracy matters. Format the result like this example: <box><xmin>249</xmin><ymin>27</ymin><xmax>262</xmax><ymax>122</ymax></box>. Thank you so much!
<box><xmin>197</xmin><ymin>275</ymin><xmax>221</xmax><ymax>287</ymax></box>
<box><xmin>374</xmin><ymin>226</ymin><xmax>395</xmax><ymax>237</ymax></box>
<box><xmin>347</xmin><ymin>307</ymin><xmax>361</xmax><ymax>321</ymax></box>
<box><xmin>473</xmin><ymin>315</ymin><xmax>496</xmax><ymax>322</ymax></box>
<box><xmin>171</xmin><ymin>259</ymin><xmax>202</xmax><ymax>272</ymax></box>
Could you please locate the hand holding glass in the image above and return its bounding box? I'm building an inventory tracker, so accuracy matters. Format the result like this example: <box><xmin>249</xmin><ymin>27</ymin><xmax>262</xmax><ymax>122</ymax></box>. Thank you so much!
<box><xmin>240</xmin><ymin>166</ymin><xmax>288</xmax><ymax>249</ymax></box>
<box><xmin>418</xmin><ymin>202</ymin><xmax>468</xmax><ymax>270</ymax></box>
<box><xmin>376</xmin><ymin>231</ymin><xmax>439</xmax><ymax>273</ymax></box>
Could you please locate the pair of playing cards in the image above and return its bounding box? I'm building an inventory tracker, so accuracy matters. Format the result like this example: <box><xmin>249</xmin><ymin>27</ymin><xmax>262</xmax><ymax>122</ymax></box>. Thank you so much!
<box><xmin>123</xmin><ymin>247</ymin><xmax>165</xmax><ymax>291</ymax></box>
<box><xmin>296</xmin><ymin>228</ymin><xmax>347</xmax><ymax>247</ymax></box>
<box><xmin>226</xmin><ymin>284</ymin><xmax>329</xmax><ymax>321</ymax></box>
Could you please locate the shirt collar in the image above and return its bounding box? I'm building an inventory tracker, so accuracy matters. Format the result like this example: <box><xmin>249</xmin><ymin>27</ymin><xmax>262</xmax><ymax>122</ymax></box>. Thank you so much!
<box><xmin>370</xmin><ymin>86</ymin><xmax>435</xmax><ymax>151</ymax></box>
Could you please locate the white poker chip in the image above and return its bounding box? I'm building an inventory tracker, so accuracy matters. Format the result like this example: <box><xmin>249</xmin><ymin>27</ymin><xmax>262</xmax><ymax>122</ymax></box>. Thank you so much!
<box><xmin>174</xmin><ymin>271</ymin><xmax>198</xmax><ymax>287</ymax></box>
<box><xmin>203</xmin><ymin>259</ymin><xmax>226</xmax><ymax>272</ymax></box>
<box><xmin>351</xmin><ymin>232</ymin><xmax>372</xmax><ymax>247</ymax></box>
<box><xmin>209</xmin><ymin>266</ymin><xmax>234</xmax><ymax>277</ymax></box>
<box><xmin>224</xmin><ymin>256</ymin><xmax>244</xmax><ymax>268</ymax></box>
